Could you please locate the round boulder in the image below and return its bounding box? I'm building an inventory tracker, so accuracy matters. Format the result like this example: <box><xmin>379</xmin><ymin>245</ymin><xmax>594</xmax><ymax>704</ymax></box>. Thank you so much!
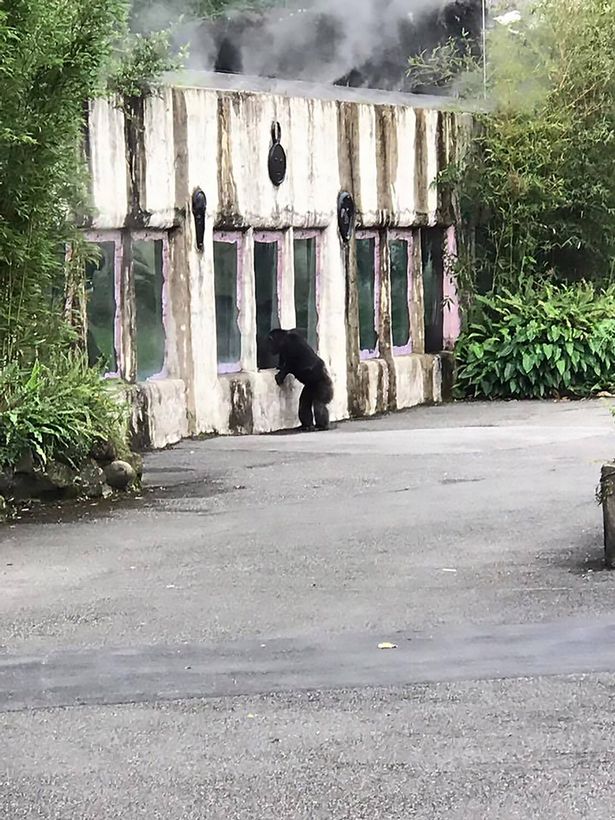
<box><xmin>104</xmin><ymin>460</ymin><xmax>137</xmax><ymax>491</ymax></box>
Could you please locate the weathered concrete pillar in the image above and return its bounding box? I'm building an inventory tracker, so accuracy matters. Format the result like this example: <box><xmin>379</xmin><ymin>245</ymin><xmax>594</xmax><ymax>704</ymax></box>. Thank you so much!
<box><xmin>600</xmin><ymin>462</ymin><xmax>615</xmax><ymax>569</ymax></box>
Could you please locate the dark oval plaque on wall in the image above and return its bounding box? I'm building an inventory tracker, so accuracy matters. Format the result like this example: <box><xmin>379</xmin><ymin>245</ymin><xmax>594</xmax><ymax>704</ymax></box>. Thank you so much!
<box><xmin>337</xmin><ymin>191</ymin><xmax>356</xmax><ymax>242</ymax></box>
<box><xmin>191</xmin><ymin>187</ymin><xmax>207</xmax><ymax>251</ymax></box>
<box><xmin>268</xmin><ymin>121</ymin><xmax>287</xmax><ymax>187</ymax></box>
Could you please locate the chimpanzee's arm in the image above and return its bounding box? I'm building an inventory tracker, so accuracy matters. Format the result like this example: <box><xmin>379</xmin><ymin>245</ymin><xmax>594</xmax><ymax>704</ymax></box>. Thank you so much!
<box><xmin>275</xmin><ymin>352</ymin><xmax>289</xmax><ymax>385</ymax></box>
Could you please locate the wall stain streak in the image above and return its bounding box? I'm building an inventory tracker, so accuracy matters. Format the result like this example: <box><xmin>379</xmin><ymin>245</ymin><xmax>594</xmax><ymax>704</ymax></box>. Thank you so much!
<box><xmin>168</xmin><ymin>90</ymin><xmax>197</xmax><ymax>430</ymax></box>
<box><xmin>229</xmin><ymin>378</ymin><xmax>254</xmax><ymax>434</ymax></box>
<box><xmin>414</xmin><ymin>109</ymin><xmax>429</xmax><ymax>225</ymax></box>
<box><xmin>119</xmin><ymin>229</ymin><xmax>136</xmax><ymax>382</ymax></box>
<box><xmin>128</xmin><ymin>385</ymin><xmax>152</xmax><ymax>451</ymax></box>
<box><xmin>436</xmin><ymin>111</ymin><xmax>454</xmax><ymax>224</ymax></box>
<box><xmin>337</xmin><ymin>102</ymin><xmax>366</xmax><ymax>417</ymax></box>
<box><xmin>80</xmin><ymin>101</ymin><xmax>94</xmax><ymax>229</ymax></box>
<box><xmin>375</xmin><ymin>105</ymin><xmax>398</xmax><ymax>226</ymax></box>
<box><xmin>217</xmin><ymin>95</ymin><xmax>240</xmax><ymax>226</ymax></box>
<box><xmin>123</xmin><ymin>96</ymin><xmax>149</xmax><ymax>228</ymax></box>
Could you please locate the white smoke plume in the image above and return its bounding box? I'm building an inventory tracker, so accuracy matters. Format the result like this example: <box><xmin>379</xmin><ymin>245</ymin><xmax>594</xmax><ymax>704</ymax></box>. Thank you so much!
<box><xmin>132</xmin><ymin>0</ymin><xmax>481</xmax><ymax>90</ymax></box>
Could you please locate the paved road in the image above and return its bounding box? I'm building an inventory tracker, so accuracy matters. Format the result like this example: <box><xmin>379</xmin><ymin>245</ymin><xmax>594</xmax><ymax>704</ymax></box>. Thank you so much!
<box><xmin>1</xmin><ymin>400</ymin><xmax>614</xmax><ymax>818</ymax></box>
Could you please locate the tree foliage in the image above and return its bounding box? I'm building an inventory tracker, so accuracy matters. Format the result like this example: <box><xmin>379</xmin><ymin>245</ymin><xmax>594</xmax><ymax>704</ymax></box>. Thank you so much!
<box><xmin>411</xmin><ymin>1</ymin><xmax>615</xmax><ymax>398</ymax></box>
<box><xmin>0</xmin><ymin>0</ymin><xmax>136</xmax><ymax>470</ymax></box>
<box><xmin>129</xmin><ymin>0</ymin><xmax>283</xmax><ymax>26</ymax></box>
<box><xmin>0</xmin><ymin>0</ymin><xmax>129</xmax><ymax>362</ymax></box>
<box><xmin>452</xmin><ymin>0</ymin><xmax>615</xmax><ymax>293</ymax></box>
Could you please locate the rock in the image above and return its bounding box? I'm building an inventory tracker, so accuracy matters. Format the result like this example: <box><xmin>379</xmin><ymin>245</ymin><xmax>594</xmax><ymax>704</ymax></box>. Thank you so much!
<box><xmin>0</xmin><ymin>467</ymin><xmax>14</xmax><ymax>496</ymax></box>
<box><xmin>104</xmin><ymin>460</ymin><xmax>136</xmax><ymax>491</ymax></box>
<box><xmin>14</xmin><ymin>448</ymin><xmax>35</xmax><ymax>475</ymax></box>
<box><xmin>124</xmin><ymin>451</ymin><xmax>144</xmax><ymax>480</ymax></box>
<box><xmin>75</xmin><ymin>461</ymin><xmax>107</xmax><ymax>499</ymax></box>
<box><xmin>45</xmin><ymin>460</ymin><xmax>76</xmax><ymax>490</ymax></box>
<box><xmin>89</xmin><ymin>439</ymin><xmax>117</xmax><ymax>466</ymax></box>
<box><xmin>11</xmin><ymin>471</ymin><xmax>54</xmax><ymax>501</ymax></box>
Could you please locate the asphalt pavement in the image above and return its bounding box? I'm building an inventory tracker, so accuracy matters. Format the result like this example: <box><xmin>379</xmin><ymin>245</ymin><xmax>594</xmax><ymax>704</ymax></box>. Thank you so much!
<box><xmin>1</xmin><ymin>399</ymin><xmax>614</xmax><ymax>819</ymax></box>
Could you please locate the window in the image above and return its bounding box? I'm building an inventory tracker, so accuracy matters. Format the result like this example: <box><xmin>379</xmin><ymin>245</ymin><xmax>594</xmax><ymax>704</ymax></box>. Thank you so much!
<box><xmin>293</xmin><ymin>234</ymin><xmax>319</xmax><ymax>349</ymax></box>
<box><xmin>389</xmin><ymin>235</ymin><xmax>411</xmax><ymax>354</ymax></box>
<box><xmin>422</xmin><ymin>228</ymin><xmax>444</xmax><ymax>354</ymax></box>
<box><xmin>85</xmin><ymin>240</ymin><xmax>117</xmax><ymax>373</ymax></box>
<box><xmin>133</xmin><ymin>238</ymin><xmax>166</xmax><ymax>380</ymax></box>
<box><xmin>254</xmin><ymin>234</ymin><xmax>281</xmax><ymax>369</ymax></box>
<box><xmin>356</xmin><ymin>234</ymin><xmax>378</xmax><ymax>358</ymax></box>
<box><xmin>214</xmin><ymin>235</ymin><xmax>242</xmax><ymax>373</ymax></box>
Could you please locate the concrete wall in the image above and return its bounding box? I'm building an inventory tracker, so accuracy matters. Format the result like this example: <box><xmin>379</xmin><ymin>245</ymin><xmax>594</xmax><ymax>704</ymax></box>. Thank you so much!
<box><xmin>86</xmin><ymin>81</ymin><xmax>467</xmax><ymax>448</ymax></box>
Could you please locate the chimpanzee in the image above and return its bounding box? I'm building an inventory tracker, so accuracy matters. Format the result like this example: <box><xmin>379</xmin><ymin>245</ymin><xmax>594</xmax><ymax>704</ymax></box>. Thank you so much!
<box><xmin>268</xmin><ymin>329</ymin><xmax>334</xmax><ymax>431</ymax></box>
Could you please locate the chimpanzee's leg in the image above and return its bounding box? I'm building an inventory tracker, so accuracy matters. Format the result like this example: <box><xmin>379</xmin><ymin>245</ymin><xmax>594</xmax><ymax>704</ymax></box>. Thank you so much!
<box><xmin>313</xmin><ymin>372</ymin><xmax>333</xmax><ymax>430</ymax></box>
<box><xmin>298</xmin><ymin>385</ymin><xmax>315</xmax><ymax>429</ymax></box>
<box><xmin>313</xmin><ymin>401</ymin><xmax>330</xmax><ymax>430</ymax></box>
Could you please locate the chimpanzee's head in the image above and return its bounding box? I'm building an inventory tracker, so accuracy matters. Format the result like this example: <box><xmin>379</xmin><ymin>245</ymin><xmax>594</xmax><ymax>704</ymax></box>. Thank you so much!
<box><xmin>267</xmin><ymin>328</ymin><xmax>287</xmax><ymax>354</ymax></box>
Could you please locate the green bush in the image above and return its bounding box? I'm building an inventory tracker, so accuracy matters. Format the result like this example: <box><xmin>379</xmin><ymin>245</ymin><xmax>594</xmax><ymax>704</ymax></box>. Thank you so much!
<box><xmin>0</xmin><ymin>352</ymin><xmax>128</xmax><ymax>469</ymax></box>
<box><xmin>455</xmin><ymin>282</ymin><xmax>615</xmax><ymax>399</ymax></box>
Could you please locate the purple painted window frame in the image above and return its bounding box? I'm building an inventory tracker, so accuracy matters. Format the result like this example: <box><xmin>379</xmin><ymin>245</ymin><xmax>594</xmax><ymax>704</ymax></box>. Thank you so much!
<box><xmin>388</xmin><ymin>229</ymin><xmax>413</xmax><ymax>357</ymax></box>
<box><xmin>132</xmin><ymin>229</ymin><xmax>170</xmax><ymax>382</ymax></box>
<box><xmin>254</xmin><ymin>230</ymin><xmax>285</xmax><ymax>370</ymax></box>
<box><xmin>355</xmin><ymin>229</ymin><xmax>380</xmax><ymax>361</ymax></box>
<box><xmin>293</xmin><ymin>228</ymin><xmax>322</xmax><ymax>349</ymax></box>
<box><xmin>214</xmin><ymin>231</ymin><xmax>244</xmax><ymax>375</ymax></box>
<box><xmin>254</xmin><ymin>229</ymin><xmax>284</xmax><ymax>323</ymax></box>
<box><xmin>84</xmin><ymin>230</ymin><xmax>123</xmax><ymax>380</ymax></box>
<box><xmin>84</xmin><ymin>230</ymin><xmax>170</xmax><ymax>382</ymax></box>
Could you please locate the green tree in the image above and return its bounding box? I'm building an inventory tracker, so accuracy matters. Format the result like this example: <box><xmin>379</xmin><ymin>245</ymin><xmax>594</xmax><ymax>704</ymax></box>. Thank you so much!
<box><xmin>454</xmin><ymin>0</ymin><xmax>615</xmax><ymax>292</ymax></box>
<box><xmin>0</xmin><ymin>0</ymin><xmax>129</xmax><ymax>361</ymax></box>
<box><xmin>411</xmin><ymin>1</ymin><xmax>615</xmax><ymax>399</ymax></box>
<box><xmin>0</xmin><ymin>0</ymin><xmax>134</xmax><ymax>470</ymax></box>
<box><xmin>129</xmin><ymin>0</ymin><xmax>284</xmax><ymax>26</ymax></box>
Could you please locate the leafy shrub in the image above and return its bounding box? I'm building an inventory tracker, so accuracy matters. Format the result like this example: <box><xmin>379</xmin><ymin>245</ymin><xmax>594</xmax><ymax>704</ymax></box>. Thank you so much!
<box><xmin>455</xmin><ymin>282</ymin><xmax>615</xmax><ymax>399</ymax></box>
<box><xmin>107</xmin><ymin>30</ymin><xmax>186</xmax><ymax>99</ymax></box>
<box><xmin>0</xmin><ymin>352</ymin><xmax>128</xmax><ymax>469</ymax></box>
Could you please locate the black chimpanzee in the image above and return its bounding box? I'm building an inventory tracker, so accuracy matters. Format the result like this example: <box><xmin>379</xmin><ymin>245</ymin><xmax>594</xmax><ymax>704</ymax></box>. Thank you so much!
<box><xmin>268</xmin><ymin>329</ymin><xmax>334</xmax><ymax>431</ymax></box>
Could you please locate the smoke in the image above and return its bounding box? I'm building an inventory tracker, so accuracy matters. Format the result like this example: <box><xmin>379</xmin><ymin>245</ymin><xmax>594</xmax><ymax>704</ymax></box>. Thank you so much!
<box><xmin>131</xmin><ymin>0</ymin><xmax>482</xmax><ymax>92</ymax></box>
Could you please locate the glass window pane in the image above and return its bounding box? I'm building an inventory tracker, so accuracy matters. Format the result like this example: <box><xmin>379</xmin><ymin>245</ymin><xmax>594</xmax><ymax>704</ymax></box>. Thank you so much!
<box><xmin>390</xmin><ymin>239</ymin><xmax>410</xmax><ymax>349</ymax></box>
<box><xmin>356</xmin><ymin>237</ymin><xmax>377</xmax><ymax>353</ymax></box>
<box><xmin>214</xmin><ymin>240</ymin><xmax>241</xmax><ymax>369</ymax></box>
<box><xmin>85</xmin><ymin>241</ymin><xmax>116</xmax><ymax>372</ymax></box>
<box><xmin>422</xmin><ymin>228</ymin><xmax>444</xmax><ymax>354</ymax></box>
<box><xmin>293</xmin><ymin>237</ymin><xmax>318</xmax><ymax>349</ymax></box>
<box><xmin>255</xmin><ymin>239</ymin><xmax>280</xmax><ymax>369</ymax></box>
<box><xmin>134</xmin><ymin>239</ymin><xmax>165</xmax><ymax>380</ymax></box>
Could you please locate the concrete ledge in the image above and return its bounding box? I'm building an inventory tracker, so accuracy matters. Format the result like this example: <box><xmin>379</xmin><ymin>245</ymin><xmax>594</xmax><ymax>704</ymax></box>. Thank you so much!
<box><xmin>132</xmin><ymin>355</ymin><xmax>449</xmax><ymax>443</ymax></box>
<box><xmin>130</xmin><ymin>379</ymin><xmax>189</xmax><ymax>450</ymax></box>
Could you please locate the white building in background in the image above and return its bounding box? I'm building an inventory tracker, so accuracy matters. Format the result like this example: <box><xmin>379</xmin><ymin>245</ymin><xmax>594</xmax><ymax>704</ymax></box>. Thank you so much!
<box><xmin>84</xmin><ymin>73</ymin><xmax>468</xmax><ymax>448</ymax></box>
